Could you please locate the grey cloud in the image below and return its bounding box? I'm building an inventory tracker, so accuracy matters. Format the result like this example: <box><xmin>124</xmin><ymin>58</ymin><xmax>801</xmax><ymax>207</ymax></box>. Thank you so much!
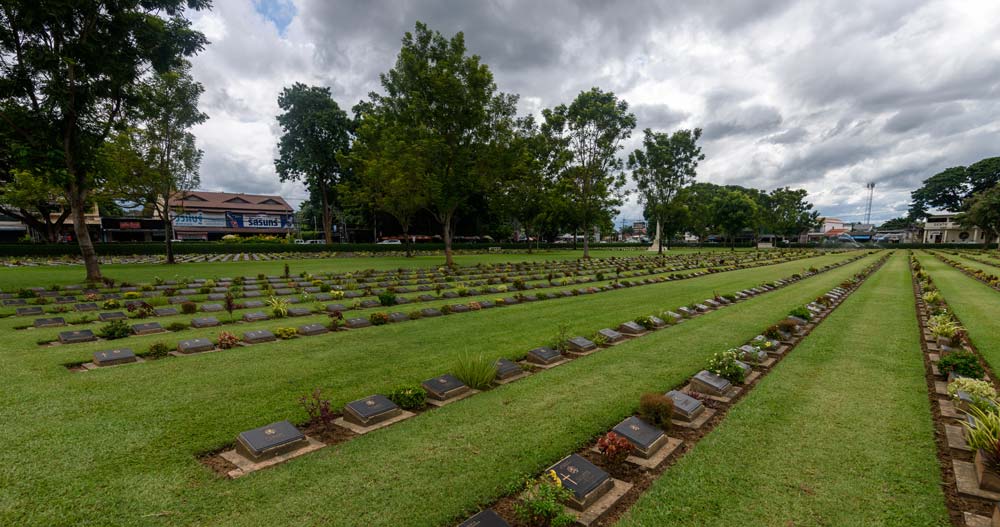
<box><xmin>632</xmin><ymin>104</ymin><xmax>690</xmax><ymax>131</ymax></box>
<box><xmin>703</xmin><ymin>104</ymin><xmax>782</xmax><ymax>139</ymax></box>
<box><xmin>762</xmin><ymin>127</ymin><xmax>808</xmax><ymax>144</ymax></box>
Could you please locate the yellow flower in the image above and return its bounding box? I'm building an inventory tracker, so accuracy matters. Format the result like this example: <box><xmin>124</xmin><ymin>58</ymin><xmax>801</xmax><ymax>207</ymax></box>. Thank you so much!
<box><xmin>548</xmin><ymin>470</ymin><xmax>562</xmax><ymax>487</ymax></box>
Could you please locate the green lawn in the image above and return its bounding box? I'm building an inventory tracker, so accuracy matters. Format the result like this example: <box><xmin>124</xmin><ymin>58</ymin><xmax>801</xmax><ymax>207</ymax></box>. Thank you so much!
<box><xmin>619</xmin><ymin>252</ymin><xmax>949</xmax><ymax>527</ymax></box>
<box><xmin>0</xmin><ymin>251</ymin><xmax>874</xmax><ymax>526</ymax></box>
<box><xmin>916</xmin><ymin>252</ymin><xmax>1000</xmax><ymax>370</ymax></box>
<box><xmin>0</xmin><ymin>247</ymin><xmax>736</xmax><ymax>290</ymax></box>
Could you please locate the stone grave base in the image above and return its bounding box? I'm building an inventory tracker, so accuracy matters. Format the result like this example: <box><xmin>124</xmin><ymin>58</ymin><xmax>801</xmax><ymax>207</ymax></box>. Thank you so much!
<box><xmin>934</xmin><ymin>381</ymin><xmax>948</xmax><ymax>395</ymax></box>
<box><xmin>671</xmin><ymin>407</ymin><xmax>716</xmax><ymax>429</ymax></box>
<box><xmin>169</xmin><ymin>348</ymin><xmax>220</xmax><ymax>357</ymax></box>
<box><xmin>945</xmin><ymin>424</ymin><xmax>970</xmax><ymax>451</ymax></box>
<box><xmin>766</xmin><ymin>345</ymin><xmax>789</xmax><ymax>357</ymax></box>
<box><xmin>426</xmin><ymin>389</ymin><xmax>480</xmax><ymax>408</ymax></box>
<box><xmin>931</xmin><ymin>364</ymin><xmax>940</xmax><ymax>376</ymax></box>
<box><xmin>928</xmin><ymin>353</ymin><xmax>939</xmax><ymax>362</ymax></box>
<box><xmin>334</xmin><ymin>411</ymin><xmax>415</xmax><ymax>435</ymax></box>
<box><xmin>221</xmin><ymin>436</ymin><xmax>325</xmax><ymax>479</ymax></box>
<box><xmin>567</xmin><ymin>348</ymin><xmax>600</xmax><ymax>358</ymax></box>
<box><xmin>953</xmin><ymin>460</ymin><xmax>1000</xmax><ymax>500</ymax></box>
<box><xmin>963</xmin><ymin>512</ymin><xmax>993</xmax><ymax>527</ymax></box>
<box><xmin>494</xmin><ymin>371</ymin><xmax>530</xmax><ymax>385</ymax></box>
<box><xmin>939</xmin><ymin>399</ymin><xmax>959</xmax><ymax>419</ymax></box>
<box><xmin>81</xmin><ymin>357</ymin><xmax>146</xmax><ymax>370</ymax></box>
<box><xmin>743</xmin><ymin>371</ymin><xmax>761</xmax><ymax>385</ymax></box>
<box><xmin>522</xmin><ymin>358</ymin><xmax>568</xmax><ymax>370</ymax></box>
<box><xmin>682</xmin><ymin>384</ymin><xmax>742</xmax><ymax>403</ymax></box>
<box><xmin>565</xmin><ymin>478</ymin><xmax>633</xmax><ymax>527</ymax></box>
<box><xmin>758</xmin><ymin>357</ymin><xmax>777</xmax><ymax>369</ymax></box>
<box><xmin>590</xmin><ymin>437</ymin><xmax>682</xmax><ymax>470</ymax></box>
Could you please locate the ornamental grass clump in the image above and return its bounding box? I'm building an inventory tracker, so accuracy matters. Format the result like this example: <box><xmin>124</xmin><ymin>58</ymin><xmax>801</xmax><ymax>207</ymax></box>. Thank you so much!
<box><xmin>962</xmin><ymin>403</ymin><xmax>1000</xmax><ymax>474</ymax></box>
<box><xmin>453</xmin><ymin>352</ymin><xmax>496</xmax><ymax>390</ymax></box>
<box><xmin>267</xmin><ymin>296</ymin><xmax>289</xmax><ymax>318</ymax></box>
<box><xmin>707</xmin><ymin>350</ymin><xmax>746</xmax><ymax>384</ymax></box>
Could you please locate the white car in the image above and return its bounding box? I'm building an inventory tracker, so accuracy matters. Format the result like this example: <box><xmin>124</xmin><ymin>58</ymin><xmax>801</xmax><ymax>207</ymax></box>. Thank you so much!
<box><xmin>305</xmin><ymin>240</ymin><xmax>325</xmax><ymax>245</ymax></box>
<box><xmin>377</xmin><ymin>239</ymin><xmax>402</xmax><ymax>245</ymax></box>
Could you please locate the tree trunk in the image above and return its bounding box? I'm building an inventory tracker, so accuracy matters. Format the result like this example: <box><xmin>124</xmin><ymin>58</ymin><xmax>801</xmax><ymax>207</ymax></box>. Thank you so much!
<box><xmin>442</xmin><ymin>211</ymin><xmax>455</xmax><ymax>267</ymax></box>
<box><xmin>320</xmin><ymin>191</ymin><xmax>333</xmax><ymax>244</ymax></box>
<box><xmin>164</xmin><ymin>216</ymin><xmax>175</xmax><ymax>264</ymax></box>
<box><xmin>70</xmin><ymin>190</ymin><xmax>101</xmax><ymax>281</ymax></box>
<box><xmin>402</xmin><ymin>224</ymin><xmax>412</xmax><ymax>257</ymax></box>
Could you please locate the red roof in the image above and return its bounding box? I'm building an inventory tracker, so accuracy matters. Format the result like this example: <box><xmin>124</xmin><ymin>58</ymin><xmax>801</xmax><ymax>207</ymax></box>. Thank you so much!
<box><xmin>824</xmin><ymin>229</ymin><xmax>849</xmax><ymax>237</ymax></box>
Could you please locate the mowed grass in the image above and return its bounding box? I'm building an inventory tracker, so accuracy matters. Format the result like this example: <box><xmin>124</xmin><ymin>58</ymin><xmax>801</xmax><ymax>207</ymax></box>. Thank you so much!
<box><xmin>0</xmin><ymin>251</ymin><xmax>869</xmax><ymax>526</ymax></box>
<box><xmin>916</xmin><ymin>252</ymin><xmax>1000</xmax><ymax>369</ymax></box>
<box><xmin>619</xmin><ymin>252</ymin><xmax>948</xmax><ymax>527</ymax></box>
<box><xmin>0</xmin><ymin>247</ymin><xmax>728</xmax><ymax>290</ymax></box>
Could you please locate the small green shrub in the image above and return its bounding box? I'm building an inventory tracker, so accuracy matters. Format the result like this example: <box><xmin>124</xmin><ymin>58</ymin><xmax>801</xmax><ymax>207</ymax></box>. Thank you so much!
<box><xmin>274</xmin><ymin>327</ymin><xmax>297</xmax><ymax>339</ymax></box>
<box><xmin>102</xmin><ymin>299</ymin><xmax>121</xmax><ymax>309</ymax></box>
<box><xmin>386</xmin><ymin>385</ymin><xmax>427</xmax><ymax>410</ymax></box>
<box><xmin>408</xmin><ymin>310</ymin><xmax>423</xmax><ymax>320</ymax></box>
<box><xmin>938</xmin><ymin>351</ymin><xmax>985</xmax><ymax>379</ymax></box>
<box><xmin>378</xmin><ymin>291</ymin><xmax>397</xmax><ymax>306</ymax></box>
<box><xmin>180</xmin><ymin>301</ymin><xmax>197</xmax><ymax>315</ymax></box>
<box><xmin>123</xmin><ymin>292</ymin><xmax>142</xmax><ymax>299</ymax></box>
<box><xmin>142</xmin><ymin>341</ymin><xmax>171</xmax><ymax>359</ymax></box>
<box><xmin>369</xmin><ymin>312</ymin><xmax>389</xmax><ymax>325</ymax></box>
<box><xmin>453</xmin><ymin>352</ymin><xmax>497</xmax><ymax>389</ymax></box>
<box><xmin>788</xmin><ymin>306</ymin><xmax>812</xmax><ymax>321</ymax></box>
<box><xmin>97</xmin><ymin>320</ymin><xmax>131</xmax><ymax>340</ymax></box>
<box><xmin>166</xmin><ymin>322</ymin><xmax>187</xmax><ymax>331</ymax></box>
<box><xmin>639</xmin><ymin>392</ymin><xmax>674</xmax><ymax>429</ymax></box>
<box><xmin>634</xmin><ymin>315</ymin><xmax>656</xmax><ymax>330</ymax></box>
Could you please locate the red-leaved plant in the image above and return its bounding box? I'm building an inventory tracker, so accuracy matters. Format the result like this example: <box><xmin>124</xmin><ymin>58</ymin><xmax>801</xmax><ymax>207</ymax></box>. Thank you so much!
<box><xmin>217</xmin><ymin>331</ymin><xmax>239</xmax><ymax>349</ymax></box>
<box><xmin>299</xmin><ymin>388</ymin><xmax>335</xmax><ymax>431</ymax></box>
<box><xmin>597</xmin><ymin>432</ymin><xmax>633</xmax><ymax>468</ymax></box>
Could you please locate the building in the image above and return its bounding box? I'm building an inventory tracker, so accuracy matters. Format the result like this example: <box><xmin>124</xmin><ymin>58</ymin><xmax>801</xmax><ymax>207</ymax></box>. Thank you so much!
<box><xmin>923</xmin><ymin>214</ymin><xmax>995</xmax><ymax>244</ymax></box>
<box><xmin>802</xmin><ymin>217</ymin><xmax>847</xmax><ymax>243</ymax></box>
<box><xmin>632</xmin><ymin>221</ymin><xmax>647</xmax><ymax>236</ymax></box>
<box><xmin>169</xmin><ymin>191</ymin><xmax>295</xmax><ymax>241</ymax></box>
<box><xmin>0</xmin><ymin>212</ymin><xmax>28</xmax><ymax>242</ymax></box>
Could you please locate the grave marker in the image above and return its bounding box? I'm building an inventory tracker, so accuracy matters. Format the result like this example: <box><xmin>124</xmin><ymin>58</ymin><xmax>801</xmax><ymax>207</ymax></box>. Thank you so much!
<box><xmin>178</xmin><ymin>338</ymin><xmax>214</xmax><ymax>354</ymax></box>
<box><xmin>235</xmin><ymin>420</ymin><xmax>308</xmax><ymax>462</ymax></box>
<box><xmin>297</xmin><ymin>323</ymin><xmax>328</xmax><ymax>336</ymax></box>
<box><xmin>33</xmin><ymin>317</ymin><xmax>66</xmax><ymax>328</ymax></box>
<box><xmin>548</xmin><ymin>453</ymin><xmax>614</xmax><ymax>510</ymax></box>
<box><xmin>59</xmin><ymin>329</ymin><xmax>96</xmax><ymax>344</ymax></box>
<box><xmin>665</xmin><ymin>390</ymin><xmax>704</xmax><ymax>421</ymax></box>
<box><xmin>612</xmin><ymin>416</ymin><xmax>668</xmax><ymax>458</ymax></box>
<box><xmin>243</xmin><ymin>329</ymin><xmax>276</xmax><ymax>343</ymax></box>
<box><xmin>421</xmin><ymin>374</ymin><xmax>470</xmax><ymax>401</ymax></box>
<box><xmin>343</xmin><ymin>395</ymin><xmax>401</xmax><ymax>426</ymax></box>
<box><xmin>131</xmin><ymin>322</ymin><xmax>165</xmax><ymax>335</ymax></box>
<box><xmin>690</xmin><ymin>370</ymin><xmax>732</xmax><ymax>396</ymax></box>
<box><xmin>191</xmin><ymin>317</ymin><xmax>220</xmax><ymax>328</ymax></box>
<box><xmin>93</xmin><ymin>347</ymin><xmax>137</xmax><ymax>366</ymax></box>
<box><xmin>527</xmin><ymin>346</ymin><xmax>564</xmax><ymax>365</ymax></box>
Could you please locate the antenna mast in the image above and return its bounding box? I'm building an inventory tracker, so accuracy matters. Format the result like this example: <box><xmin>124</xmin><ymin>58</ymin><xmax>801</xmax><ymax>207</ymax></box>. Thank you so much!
<box><xmin>864</xmin><ymin>182</ymin><xmax>876</xmax><ymax>224</ymax></box>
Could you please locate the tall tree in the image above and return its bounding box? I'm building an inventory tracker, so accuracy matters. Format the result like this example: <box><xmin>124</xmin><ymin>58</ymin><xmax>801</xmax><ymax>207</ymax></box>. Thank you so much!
<box><xmin>763</xmin><ymin>187</ymin><xmax>820</xmax><ymax>240</ymax></box>
<box><xmin>878</xmin><ymin>217</ymin><xmax>915</xmax><ymax>230</ymax></box>
<box><xmin>677</xmin><ymin>182</ymin><xmax>723</xmax><ymax>244</ymax></box>
<box><xmin>628</xmin><ymin>127</ymin><xmax>704</xmax><ymax>253</ymax></box>
<box><xmin>957</xmin><ymin>184</ymin><xmax>1000</xmax><ymax>250</ymax></box>
<box><xmin>274</xmin><ymin>83</ymin><xmax>352</xmax><ymax>244</ymax></box>
<box><xmin>103</xmin><ymin>63</ymin><xmax>206</xmax><ymax>264</ymax></box>
<box><xmin>0</xmin><ymin>171</ymin><xmax>71</xmax><ymax>242</ymax></box>
<box><xmin>490</xmin><ymin>115</ymin><xmax>552</xmax><ymax>251</ymax></box>
<box><xmin>0</xmin><ymin>0</ymin><xmax>209</xmax><ymax>281</ymax></box>
<box><xmin>346</xmin><ymin>111</ymin><xmax>428</xmax><ymax>256</ymax></box>
<box><xmin>361</xmin><ymin>22</ymin><xmax>517</xmax><ymax>266</ymax></box>
<box><xmin>542</xmin><ymin>88</ymin><xmax>635</xmax><ymax>258</ymax></box>
<box><xmin>909</xmin><ymin>157</ymin><xmax>1000</xmax><ymax>218</ymax></box>
<box><xmin>713</xmin><ymin>189</ymin><xmax>758</xmax><ymax>250</ymax></box>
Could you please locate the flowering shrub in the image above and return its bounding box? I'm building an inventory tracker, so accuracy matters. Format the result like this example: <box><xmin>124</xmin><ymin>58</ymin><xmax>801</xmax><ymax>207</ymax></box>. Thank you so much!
<box><xmin>468</xmin><ymin>301</ymin><xmax>482</xmax><ymax>311</ymax></box>
<box><xmin>597</xmin><ymin>432</ymin><xmax>633</xmax><ymax>468</ymax></box>
<box><xmin>369</xmin><ymin>312</ymin><xmax>389</xmax><ymax>325</ymax></box>
<box><xmin>102</xmin><ymin>299</ymin><xmax>121</xmax><ymax>309</ymax></box>
<box><xmin>330</xmin><ymin>290</ymin><xmax>344</xmax><ymax>299</ymax></box>
<box><xmin>736</xmin><ymin>345</ymin><xmax>763</xmax><ymax>365</ymax></box>
<box><xmin>634</xmin><ymin>315</ymin><xmax>656</xmax><ymax>330</ymax></box>
<box><xmin>514</xmin><ymin>471</ymin><xmax>576</xmax><ymax>527</ymax></box>
<box><xmin>274</xmin><ymin>327</ymin><xmax>297</xmax><ymax>340</ymax></box>
<box><xmin>217</xmin><ymin>331</ymin><xmax>240</xmax><ymax>349</ymax></box>
<box><xmin>707</xmin><ymin>350</ymin><xmax>746</xmax><ymax>383</ymax></box>
<box><xmin>127</xmin><ymin>301</ymin><xmax>154</xmax><ymax>319</ymax></box>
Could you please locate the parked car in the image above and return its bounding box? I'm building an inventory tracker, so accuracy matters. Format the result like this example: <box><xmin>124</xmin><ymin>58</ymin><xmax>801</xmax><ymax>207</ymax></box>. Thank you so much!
<box><xmin>293</xmin><ymin>239</ymin><xmax>306</xmax><ymax>244</ymax></box>
<box><xmin>377</xmin><ymin>239</ymin><xmax>402</xmax><ymax>245</ymax></box>
<box><xmin>305</xmin><ymin>240</ymin><xmax>325</xmax><ymax>245</ymax></box>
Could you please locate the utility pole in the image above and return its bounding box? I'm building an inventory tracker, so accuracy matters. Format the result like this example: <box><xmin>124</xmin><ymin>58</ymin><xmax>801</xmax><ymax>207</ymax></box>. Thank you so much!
<box><xmin>864</xmin><ymin>183</ymin><xmax>875</xmax><ymax>224</ymax></box>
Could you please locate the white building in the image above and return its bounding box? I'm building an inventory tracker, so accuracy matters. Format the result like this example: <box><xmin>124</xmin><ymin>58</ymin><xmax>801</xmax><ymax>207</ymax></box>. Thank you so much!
<box><xmin>923</xmin><ymin>214</ymin><xmax>995</xmax><ymax>244</ymax></box>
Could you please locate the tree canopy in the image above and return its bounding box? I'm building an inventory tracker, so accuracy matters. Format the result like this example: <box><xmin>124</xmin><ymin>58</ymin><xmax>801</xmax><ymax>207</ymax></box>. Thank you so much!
<box><xmin>909</xmin><ymin>157</ymin><xmax>1000</xmax><ymax>218</ymax></box>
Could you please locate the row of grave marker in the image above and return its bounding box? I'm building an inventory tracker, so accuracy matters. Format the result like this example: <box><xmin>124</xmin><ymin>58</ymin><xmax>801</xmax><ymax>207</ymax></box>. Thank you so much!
<box><xmin>202</xmin><ymin>252</ymin><xmax>873</xmax><ymax>488</ymax></box>
<box><xmin>910</xmin><ymin>255</ymin><xmax>1000</xmax><ymax>527</ymax></box>
<box><xmin>66</xmin><ymin>254</ymin><xmax>867</xmax><ymax>370</ymax></box>
<box><xmin>457</xmin><ymin>254</ymin><xmax>890</xmax><ymax>526</ymax></box>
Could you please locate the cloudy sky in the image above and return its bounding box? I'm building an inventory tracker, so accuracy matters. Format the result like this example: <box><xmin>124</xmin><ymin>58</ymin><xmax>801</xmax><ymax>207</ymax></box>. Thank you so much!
<box><xmin>186</xmin><ymin>0</ymin><xmax>1000</xmax><ymax>225</ymax></box>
